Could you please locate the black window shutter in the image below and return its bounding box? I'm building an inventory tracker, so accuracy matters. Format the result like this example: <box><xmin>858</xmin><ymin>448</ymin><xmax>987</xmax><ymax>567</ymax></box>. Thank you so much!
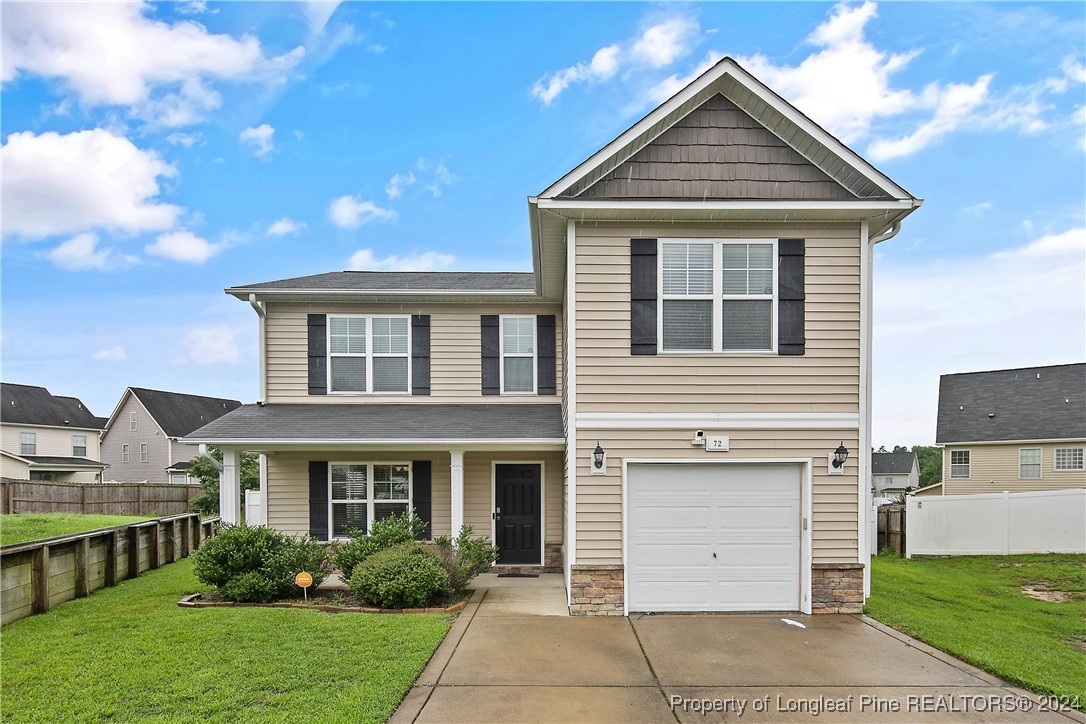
<box><xmin>307</xmin><ymin>314</ymin><xmax>327</xmax><ymax>395</ymax></box>
<box><xmin>536</xmin><ymin>315</ymin><xmax>557</xmax><ymax>395</ymax></box>
<box><xmin>412</xmin><ymin>460</ymin><xmax>432</xmax><ymax>540</ymax></box>
<box><xmin>778</xmin><ymin>239</ymin><xmax>806</xmax><ymax>356</ymax></box>
<box><xmin>411</xmin><ymin>315</ymin><xmax>431</xmax><ymax>396</ymax></box>
<box><xmin>630</xmin><ymin>238</ymin><xmax>658</xmax><ymax>355</ymax></box>
<box><xmin>481</xmin><ymin>315</ymin><xmax>500</xmax><ymax>395</ymax></box>
<box><xmin>308</xmin><ymin>461</ymin><xmax>329</xmax><ymax>539</ymax></box>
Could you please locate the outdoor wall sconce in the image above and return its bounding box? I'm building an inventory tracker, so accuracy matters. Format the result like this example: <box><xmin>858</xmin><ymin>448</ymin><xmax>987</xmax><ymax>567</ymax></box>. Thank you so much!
<box><xmin>828</xmin><ymin>442</ymin><xmax>849</xmax><ymax>475</ymax></box>
<box><xmin>591</xmin><ymin>441</ymin><xmax>607</xmax><ymax>476</ymax></box>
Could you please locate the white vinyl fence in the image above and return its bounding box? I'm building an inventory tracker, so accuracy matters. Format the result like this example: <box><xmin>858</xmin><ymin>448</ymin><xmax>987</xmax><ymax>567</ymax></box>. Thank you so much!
<box><xmin>906</xmin><ymin>488</ymin><xmax>1086</xmax><ymax>557</ymax></box>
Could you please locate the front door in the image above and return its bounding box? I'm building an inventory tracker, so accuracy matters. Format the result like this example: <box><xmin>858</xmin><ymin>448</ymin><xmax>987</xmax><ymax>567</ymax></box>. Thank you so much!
<box><xmin>494</xmin><ymin>463</ymin><xmax>541</xmax><ymax>565</ymax></box>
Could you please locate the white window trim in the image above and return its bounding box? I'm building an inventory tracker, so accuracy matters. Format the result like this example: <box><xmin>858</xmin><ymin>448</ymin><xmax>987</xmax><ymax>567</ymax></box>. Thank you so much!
<box><xmin>326</xmin><ymin>314</ymin><xmax>412</xmax><ymax>395</ymax></box>
<box><xmin>72</xmin><ymin>435</ymin><xmax>87</xmax><ymax>457</ymax></box>
<box><xmin>327</xmin><ymin>462</ymin><xmax>413</xmax><ymax>541</ymax></box>
<box><xmin>1018</xmin><ymin>447</ymin><xmax>1042</xmax><ymax>479</ymax></box>
<box><xmin>1054</xmin><ymin>447</ymin><xmax>1084</xmax><ymax>471</ymax></box>
<box><xmin>130</xmin><ymin>411</ymin><xmax>137</xmax><ymax>431</ymax></box>
<box><xmin>949</xmin><ymin>449</ymin><xmax>970</xmax><ymax>479</ymax></box>
<box><xmin>20</xmin><ymin>432</ymin><xmax>36</xmax><ymax>456</ymax></box>
<box><xmin>139</xmin><ymin>443</ymin><xmax>148</xmax><ymax>463</ymax></box>
<box><xmin>499</xmin><ymin>314</ymin><xmax>538</xmax><ymax>395</ymax></box>
<box><xmin>122</xmin><ymin>444</ymin><xmax>130</xmax><ymax>463</ymax></box>
<box><xmin>657</xmin><ymin>238</ymin><xmax>778</xmax><ymax>354</ymax></box>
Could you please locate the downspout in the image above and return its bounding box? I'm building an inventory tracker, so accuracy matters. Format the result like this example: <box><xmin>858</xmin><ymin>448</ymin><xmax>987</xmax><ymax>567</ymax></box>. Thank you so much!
<box><xmin>860</xmin><ymin>220</ymin><xmax>901</xmax><ymax>599</ymax></box>
<box><xmin>249</xmin><ymin>294</ymin><xmax>267</xmax><ymax>404</ymax></box>
<box><xmin>197</xmin><ymin>444</ymin><xmax>222</xmax><ymax>472</ymax></box>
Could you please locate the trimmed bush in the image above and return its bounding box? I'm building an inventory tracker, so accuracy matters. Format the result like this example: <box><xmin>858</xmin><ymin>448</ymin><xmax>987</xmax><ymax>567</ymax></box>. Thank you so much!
<box><xmin>350</xmin><ymin>543</ymin><xmax>449</xmax><ymax>609</ymax></box>
<box><xmin>193</xmin><ymin>524</ymin><xmax>331</xmax><ymax>602</ymax></box>
<box><xmin>332</xmin><ymin>511</ymin><xmax>428</xmax><ymax>583</ymax></box>
<box><xmin>434</xmin><ymin>525</ymin><xmax>498</xmax><ymax>594</ymax></box>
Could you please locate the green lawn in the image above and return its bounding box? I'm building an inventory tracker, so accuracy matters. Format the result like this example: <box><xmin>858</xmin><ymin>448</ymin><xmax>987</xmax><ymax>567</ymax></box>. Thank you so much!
<box><xmin>866</xmin><ymin>553</ymin><xmax>1085</xmax><ymax>705</ymax></box>
<box><xmin>0</xmin><ymin>558</ymin><xmax>452</xmax><ymax>722</ymax></box>
<box><xmin>0</xmin><ymin>513</ymin><xmax>150</xmax><ymax>546</ymax></box>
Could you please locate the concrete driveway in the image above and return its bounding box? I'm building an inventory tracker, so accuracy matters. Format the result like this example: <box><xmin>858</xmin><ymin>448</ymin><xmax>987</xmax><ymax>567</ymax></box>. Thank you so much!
<box><xmin>394</xmin><ymin>579</ymin><xmax>1083</xmax><ymax>723</ymax></box>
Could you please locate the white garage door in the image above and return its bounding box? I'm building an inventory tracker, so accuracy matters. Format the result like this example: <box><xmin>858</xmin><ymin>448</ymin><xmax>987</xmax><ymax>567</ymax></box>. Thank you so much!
<box><xmin>628</xmin><ymin>463</ymin><xmax>802</xmax><ymax>612</ymax></box>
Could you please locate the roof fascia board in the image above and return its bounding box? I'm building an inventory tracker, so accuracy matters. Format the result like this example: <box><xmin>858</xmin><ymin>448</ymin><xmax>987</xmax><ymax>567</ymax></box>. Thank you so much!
<box><xmin>226</xmin><ymin>288</ymin><xmax>541</xmax><ymax>299</ymax></box>
<box><xmin>1</xmin><ymin>422</ymin><xmax>105</xmax><ymax>433</ymax></box>
<box><xmin>1</xmin><ymin>450</ymin><xmax>34</xmax><ymax>464</ymax></box>
<box><xmin>937</xmin><ymin>437</ymin><xmax>1086</xmax><ymax>446</ymax></box>
<box><xmin>29</xmin><ymin>462</ymin><xmax>108</xmax><ymax>470</ymax></box>
<box><xmin>537</xmin><ymin>199</ymin><xmax>919</xmax><ymax>212</ymax></box>
<box><xmin>179</xmin><ymin>437</ymin><xmax>566</xmax><ymax>448</ymax></box>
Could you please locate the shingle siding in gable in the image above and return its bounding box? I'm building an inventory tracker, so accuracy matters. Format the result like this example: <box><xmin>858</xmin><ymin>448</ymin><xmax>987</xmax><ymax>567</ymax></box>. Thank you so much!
<box><xmin>575</xmin><ymin>94</ymin><xmax>858</xmax><ymax>201</ymax></box>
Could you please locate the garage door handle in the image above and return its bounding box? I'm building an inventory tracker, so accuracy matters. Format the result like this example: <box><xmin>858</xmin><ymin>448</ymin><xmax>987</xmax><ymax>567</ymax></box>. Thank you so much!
<box><xmin>712</xmin><ymin>552</ymin><xmax>717</xmax><ymax>558</ymax></box>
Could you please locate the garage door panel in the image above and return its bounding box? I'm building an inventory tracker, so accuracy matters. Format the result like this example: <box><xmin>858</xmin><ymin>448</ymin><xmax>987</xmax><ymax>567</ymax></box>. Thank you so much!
<box><xmin>631</xmin><ymin>543</ymin><xmax>712</xmax><ymax>567</ymax></box>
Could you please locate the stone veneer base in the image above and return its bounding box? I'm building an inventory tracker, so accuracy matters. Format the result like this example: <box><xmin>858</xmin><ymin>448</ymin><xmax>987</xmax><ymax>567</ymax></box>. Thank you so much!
<box><xmin>811</xmin><ymin>562</ymin><xmax>864</xmax><ymax>614</ymax></box>
<box><xmin>569</xmin><ymin>564</ymin><xmax>624</xmax><ymax>616</ymax></box>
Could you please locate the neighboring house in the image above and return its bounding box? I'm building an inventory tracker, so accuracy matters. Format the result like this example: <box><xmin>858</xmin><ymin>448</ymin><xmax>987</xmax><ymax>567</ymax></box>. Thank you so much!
<box><xmin>0</xmin><ymin>383</ymin><xmax>107</xmax><ymax>482</ymax></box>
<box><xmin>871</xmin><ymin>452</ymin><xmax>919</xmax><ymax>496</ymax></box>
<box><xmin>934</xmin><ymin>363</ymin><xmax>1086</xmax><ymax>495</ymax></box>
<box><xmin>184</xmin><ymin>57</ymin><xmax>922</xmax><ymax>616</ymax></box>
<box><xmin>100</xmin><ymin>388</ymin><xmax>242</xmax><ymax>483</ymax></box>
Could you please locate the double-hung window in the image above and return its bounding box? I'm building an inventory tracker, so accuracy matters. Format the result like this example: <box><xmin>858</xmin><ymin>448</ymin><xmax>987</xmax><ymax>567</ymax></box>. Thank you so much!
<box><xmin>328</xmin><ymin>315</ymin><xmax>410</xmax><ymax>393</ymax></box>
<box><xmin>660</xmin><ymin>240</ymin><xmax>776</xmax><ymax>352</ymax></box>
<box><xmin>1055</xmin><ymin>448</ymin><xmax>1084</xmax><ymax>471</ymax></box>
<box><xmin>950</xmin><ymin>450</ymin><xmax>970</xmax><ymax>478</ymax></box>
<box><xmin>329</xmin><ymin>463</ymin><xmax>411</xmax><ymax>538</ymax></box>
<box><xmin>130</xmin><ymin>411</ymin><xmax>137</xmax><ymax>431</ymax></box>
<box><xmin>501</xmin><ymin>316</ymin><xmax>536</xmax><ymax>393</ymax></box>
<box><xmin>20</xmin><ymin>433</ymin><xmax>36</xmax><ymax>455</ymax></box>
<box><xmin>1019</xmin><ymin>448</ymin><xmax>1042</xmax><ymax>479</ymax></box>
<box><xmin>122</xmin><ymin>444</ymin><xmax>130</xmax><ymax>463</ymax></box>
<box><xmin>72</xmin><ymin>435</ymin><xmax>87</xmax><ymax>457</ymax></box>
<box><xmin>140</xmin><ymin>443</ymin><xmax>148</xmax><ymax>463</ymax></box>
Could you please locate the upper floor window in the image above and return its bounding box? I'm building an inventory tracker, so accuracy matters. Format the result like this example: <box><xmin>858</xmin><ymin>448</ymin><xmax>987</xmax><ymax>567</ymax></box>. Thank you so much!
<box><xmin>140</xmin><ymin>443</ymin><xmax>148</xmax><ymax>463</ymax></box>
<box><xmin>950</xmin><ymin>450</ymin><xmax>970</xmax><ymax>478</ymax></box>
<box><xmin>20</xmin><ymin>432</ymin><xmax>36</xmax><ymax>455</ymax></box>
<box><xmin>660</xmin><ymin>240</ymin><xmax>775</xmax><ymax>352</ymax></box>
<box><xmin>329</xmin><ymin>463</ymin><xmax>411</xmax><ymax>539</ymax></box>
<box><xmin>72</xmin><ymin>435</ymin><xmax>87</xmax><ymax>457</ymax></box>
<box><xmin>122</xmin><ymin>444</ymin><xmax>130</xmax><ymax>463</ymax></box>
<box><xmin>130</xmin><ymin>411</ymin><xmax>137</xmax><ymax>431</ymax></box>
<box><xmin>328</xmin><ymin>315</ymin><xmax>410</xmax><ymax>394</ymax></box>
<box><xmin>1019</xmin><ymin>448</ymin><xmax>1041</xmax><ymax>479</ymax></box>
<box><xmin>501</xmin><ymin>316</ymin><xmax>536</xmax><ymax>394</ymax></box>
<box><xmin>1055</xmin><ymin>448</ymin><xmax>1084</xmax><ymax>471</ymax></box>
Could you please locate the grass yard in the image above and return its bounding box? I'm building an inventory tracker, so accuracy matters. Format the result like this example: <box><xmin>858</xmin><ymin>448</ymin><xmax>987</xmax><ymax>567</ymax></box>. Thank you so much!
<box><xmin>0</xmin><ymin>513</ymin><xmax>150</xmax><ymax>546</ymax></box>
<box><xmin>0</xmin><ymin>558</ymin><xmax>452</xmax><ymax>723</ymax></box>
<box><xmin>866</xmin><ymin>553</ymin><xmax>1085</xmax><ymax>706</ymax></box>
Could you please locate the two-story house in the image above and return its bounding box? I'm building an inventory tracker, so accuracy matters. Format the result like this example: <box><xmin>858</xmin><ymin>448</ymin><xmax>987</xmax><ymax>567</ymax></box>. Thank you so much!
<box><xmin>100</xmin><ymin>387</ymin><xmax>241</xmax><ymax>483</ymax></box>
<box><xmin>185</xmin><ymin>58</ymin><xmax>921</xmax><ymax>615</ymax></box>
<box><xmin>1</xmin><ymin>383</ymin><xmax>107</xmax><ymax>482</ymax></box>
<box><xmin>926</xmin><ymin>363</ymin><xmax>1086</xmax><ymax>496</ymax></box>
<box><xmin>871</xmin><ymin>451</ymin><xmax>919</xmax><ymax>498</ymax></box>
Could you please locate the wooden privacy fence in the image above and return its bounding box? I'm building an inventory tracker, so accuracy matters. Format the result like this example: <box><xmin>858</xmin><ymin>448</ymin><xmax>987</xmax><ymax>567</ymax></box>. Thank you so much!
<box><xmin>877</xmin><ymin>504</ymin><xmax>906</xmax><ymax>555</ymax></box>
<box><xmin>1</xmin><ymin>514</ymin><xmax>217</xmax><ymax>625</ymax></box>
<box><xmin>1</xmin><ymin>479</ymin><xmax>201</xmax><ymax>516</ymax></box>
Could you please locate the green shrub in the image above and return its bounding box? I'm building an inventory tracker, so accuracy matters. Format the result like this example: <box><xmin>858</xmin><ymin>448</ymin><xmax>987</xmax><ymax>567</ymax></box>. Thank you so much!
<box><xmin>350</xmin><ymin>543</ymin><xmax>449</xmax><ymax>609</ymax></box>
<box><xmin>332</xmin><ymin>511</ymin><xmax>428</xmax><ymax>582</ymax></box>
<box><xmin>434</xmin><ymin>525</ymin><xmax>498</xmax><ymax>594</ymax></box>
<box><xmin>193</xmin><ymin>524</ymin><xmax>331</xmax><ymax>602</ymax></box>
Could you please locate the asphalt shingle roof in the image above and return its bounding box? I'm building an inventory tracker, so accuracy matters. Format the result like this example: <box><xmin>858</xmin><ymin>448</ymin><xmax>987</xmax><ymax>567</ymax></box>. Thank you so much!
<box><xmin>184</xmin><ymin>403</ymin><xmax>564</xmax><ymax>442</ymax></box>
<box><xmin>1</xmin><ymin>383</ymin><xmax>103</xmax><ymax>429</ymax></box>
<box><xmin>229</xmin><ymin>271</ymin><xmax>536</xmax><ymax>293</ymax></box>
<box><xmin>129</xmin><ymin>388</ymin><xmax>242</xmax><ymax>438</ymax></box>
<box><xmin>21</xmin><ymin>455</ymin><xmax>108</xmax><ymax>468</ymax></box>
<box><xmin>871</xmin><ymin>452</ymin><xmax>916</xmax><ymax>475</ymax></box>
<box><xmin>936</xmin><ymin>363</ymin><xmax>1086</xmax><ymax>443</ymax></box>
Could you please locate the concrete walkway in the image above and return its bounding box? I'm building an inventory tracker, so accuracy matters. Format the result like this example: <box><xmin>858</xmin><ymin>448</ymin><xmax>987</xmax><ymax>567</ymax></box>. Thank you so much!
<box><xmin>394</xmin><ymin>584</ymin><xmax>1084</xmax><ymax>723</ymax></box>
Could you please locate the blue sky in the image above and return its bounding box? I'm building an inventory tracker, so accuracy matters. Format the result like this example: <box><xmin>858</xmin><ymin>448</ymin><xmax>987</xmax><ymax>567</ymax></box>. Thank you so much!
<box><xmin>2</xmin><ymin>1</ymin><xmax>1083</xmax><ymax>445</ymax></box>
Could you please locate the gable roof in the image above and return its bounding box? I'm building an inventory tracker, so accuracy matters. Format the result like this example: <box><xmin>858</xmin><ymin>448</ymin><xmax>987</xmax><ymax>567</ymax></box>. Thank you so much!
<box><xmin>936</xmin><ymin>363</ymin><xmax>1086</xmax><ymax>443</ymax></box>
<box><xmin>227</xmin><ymin>271</ymin><xmax>536</xmax><ymax>298</ymax></box>
<box><xmin>104</xmin><ymin>388</ymin><xmax>242</xmax><ymax>438</ymax></box>
<box><xmin>871</xmin><ymin>452</ymin><xmax>917</xmax><ymax>475</ymax></box>
<box><xmin>1</xmin><ymin>383</ymin><xmax>103</xmax><ymax>429</ymax></box>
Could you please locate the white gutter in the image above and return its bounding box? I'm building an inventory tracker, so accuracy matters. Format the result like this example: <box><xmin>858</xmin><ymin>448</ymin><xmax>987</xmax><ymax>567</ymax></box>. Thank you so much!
<box><xmin>197</xmin><ymin>444</ymin><xmax>222</xmax><ymax>472</ymax></box>
<box><xmin>249</xmin><ymin>294</ymin><xmax>267</xmax><ymax>403</ymax></box>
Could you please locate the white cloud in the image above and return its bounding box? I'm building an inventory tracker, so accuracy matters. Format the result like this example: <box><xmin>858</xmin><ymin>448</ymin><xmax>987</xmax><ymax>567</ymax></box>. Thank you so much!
<box><xmin>47</xmin><ymin>233</ymin><xmax>139</xmax><ymax>271</ymax></box>
<box><xmin>177</xmin><ymin>0</ymin><xmax>215</xmax><ymax>15</ymax></box>
<box><xmin>165</xmin><ymin>131</ymin><xmax>201</xmax><ymax>147</ymax></box>
<box><xmin>1061</xmin><ymin>56</ymin><xmax>1086</xmax><ymax>84</ymax></box>
<box><xmin>415</xmin><ymin>158</ymin><xmax>458</xmax><ymax>197</ymax></box>
<box><xmin>302</xmin><ymin>1</ymin><xmax>342</xmax><ymax>36</ymax></box>
<box><xmin>266</xmin><ymin>217</ymin><xmax>306</xmax><ymax>236</ymax></box>
<box><xmin>872</xmin><ymin>227</ymin><xmax>1085</xmax><ymax>445</ymax></box>
<box><xmin>532</xmin><ymin>44</ymin><xmax>621</xmax><ymax>105</ymax></box>
<box><xmin>961</xmin><ymin>201</ymin><xmax>993</xmax><ymax>216</ymax></box>
<box><xmin>91</xmin><ymin>345</ymin><xmax>128</xmax><ymax>362</ymax></box>
<box><xmin>239</xmin><ymin>124</ymin><xmax>275</xmax><ymax>158</ymax></box>
<box><xmin>1</xmin><ymin>129</ymin><xmax>181</xmax><ymax>239</ymax></box>
<box><xmin>630</xmin><ymin>16</ymin><xmax>699</xmax><ymax>69</ymax></box>
<box><xmin>385</xmin><ymin>172</ymin><xmax>416</xmax><ymax>199</ymax></box>
<box><xmin>327</xmin><ymin>196</ymin><xmax>395</xmax><ymax>229</ymax></box>
<box><xmin>185</xmin><ymin>324</ymin><xmax>240</xmax><ymax>365</ymax></box>
<box><xmin>1</xmin><ymin>2</ymin><xmax>304</xmax><ymax>127</ymax></box>
<box><xmin>347</xmin><ymin>249</ymin><xmax>456</xmax><ymax>271</ymax></box>
<box><xmin>868</xmin><ymin>75</ymin><xmax>992</xmax><ymax>161</ymax></box>
<box><xmin>145</xmin><ymin>230</ymin><xmax>222</xmax><ymax>263</ymax></box>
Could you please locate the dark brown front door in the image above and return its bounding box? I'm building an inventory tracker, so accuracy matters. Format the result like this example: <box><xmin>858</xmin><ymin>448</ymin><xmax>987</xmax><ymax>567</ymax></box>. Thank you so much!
<box><xmin>494</xmin><ymin>463</ymin><xmax>541</xmax><ymax>565</ymax></box>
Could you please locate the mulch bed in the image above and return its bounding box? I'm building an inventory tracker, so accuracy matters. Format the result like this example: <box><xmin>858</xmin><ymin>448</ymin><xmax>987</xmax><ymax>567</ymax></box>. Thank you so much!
<box><xmin>178</xmin><ymin>591</ymin><xmax>467</xmax><ymax>615</ymax></box>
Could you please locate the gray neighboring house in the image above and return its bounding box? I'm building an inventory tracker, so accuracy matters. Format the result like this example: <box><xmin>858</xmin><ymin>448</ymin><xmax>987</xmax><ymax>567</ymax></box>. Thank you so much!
<box><xmin>0</xmin><ymin>382</ymin><xmax>108</xmax><ymax>482</ymax></box>
<box><xmin>870</xmin><ymin>451</ymin><xmax>919</xmax><ymax>497</ymax></box>
<box><xmin>100</xmin><ymin>388</ymin><xmax>242</xmax><ymax>483</ymax></box>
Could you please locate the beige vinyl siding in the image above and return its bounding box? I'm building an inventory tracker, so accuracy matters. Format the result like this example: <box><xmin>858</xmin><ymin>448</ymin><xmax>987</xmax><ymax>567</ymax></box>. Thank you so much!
<box><xmin>2</xmin><ymin>424</ymin><xmax>102</xmax><ymax>461</ymax></box>
<box><xmin>264</xmin><ymin>302</ymin><xmax>562</xmax><ymax>403</ymax></box>
<box><xmin>574</xmin><ymin>222</ymin><xmax>860</xmax><ymax>413</ymax></box>
<box><xmin>0</xmin><ymin>453</ymin><xmax>31</xmax><ymax>480</ymax></box>
<box><xmin>574</xmin><ymin>429</ymin><xmax>860</xmax><ymax>566</ymax></box>
<box><xmin>264</xmin><ymin>449</ymin><xmax>562</xmax><ymax>548</ymax></box>
<box><xmin>942</xmin><ymin>442</ymin><xmax>1086</xmax><ymax>495</ymax></box>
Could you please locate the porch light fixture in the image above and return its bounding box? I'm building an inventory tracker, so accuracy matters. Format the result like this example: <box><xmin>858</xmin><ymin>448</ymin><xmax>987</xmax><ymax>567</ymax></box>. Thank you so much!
<box><xmin>828</xmin><ymin>442</ymin><xmax>848</xmax><ymax>475</ymax></box>
<box><xmin>591</xmin><ymin>442</ymin><xmax>607</xmax><ymax>476</ymax></box>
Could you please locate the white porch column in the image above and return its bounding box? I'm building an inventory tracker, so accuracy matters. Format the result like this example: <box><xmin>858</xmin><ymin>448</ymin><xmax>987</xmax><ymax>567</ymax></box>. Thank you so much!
<box><xmin>219</xmin><ymin>447</ymin><xmax>242</xmax><ymax>525</ymax></box>
<box><xmin>449</xmin><ymin>449</ymin><xmax>464</xmax><ymax>536</ymax></box>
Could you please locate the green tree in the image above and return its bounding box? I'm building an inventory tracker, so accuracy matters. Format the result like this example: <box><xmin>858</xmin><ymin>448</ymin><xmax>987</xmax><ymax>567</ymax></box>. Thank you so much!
<box><xmin>911</xmin><ymin>445</ymin><xmax>943</xmax><ymax>488</ymax></box>
<box><xmin>189</xmin><ymin>447</ymin><xmax>260</xmax><ymax>516</ymax></box>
